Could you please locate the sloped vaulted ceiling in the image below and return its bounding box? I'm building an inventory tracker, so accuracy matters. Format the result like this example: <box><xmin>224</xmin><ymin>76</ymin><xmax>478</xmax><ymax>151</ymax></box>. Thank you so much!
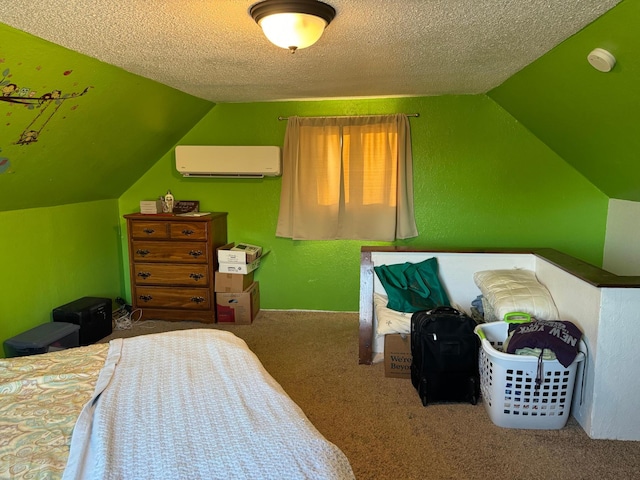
<box><xmin>0</xmin><ymin>25</ymin><xmax>213</xmax><ymax>212</ymax></box>
<box><xmin>489</xmin><ymin>0</ymin><xmax>640</xmax><ymax>202</ymax></box>
<box><xmin>1</xmin><ymin>0</ymin><xmax>638</xmax><ymax>209</ymax></box>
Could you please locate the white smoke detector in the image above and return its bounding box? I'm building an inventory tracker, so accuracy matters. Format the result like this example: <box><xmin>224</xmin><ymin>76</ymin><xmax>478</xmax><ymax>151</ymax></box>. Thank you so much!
<box><xmin>587</xmin><ymin>48</ymin><xmax>616</xmax><ymax>72</ymax></box>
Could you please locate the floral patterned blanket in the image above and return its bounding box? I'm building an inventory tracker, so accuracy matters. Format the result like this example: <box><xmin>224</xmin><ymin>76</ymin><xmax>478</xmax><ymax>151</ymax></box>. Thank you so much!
<box><xmin>0</xmin><ymin>344</ymin><xmax>109</xmax><ymax>479</ymax></box>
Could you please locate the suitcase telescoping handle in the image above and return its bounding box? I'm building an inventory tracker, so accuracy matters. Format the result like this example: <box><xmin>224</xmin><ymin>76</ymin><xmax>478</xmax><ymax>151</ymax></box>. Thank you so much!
<box><xmin>428</xmin><ymin>306</ymin><xmax>460</xmax><ymax>315</ymax></box>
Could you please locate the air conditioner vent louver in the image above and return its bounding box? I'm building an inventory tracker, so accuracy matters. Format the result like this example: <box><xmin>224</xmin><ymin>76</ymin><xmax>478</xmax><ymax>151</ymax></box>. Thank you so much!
<box><xmin>175</xmin><ymin>146</ymin><xmax>281</xmax><ymax>178</ymax></box>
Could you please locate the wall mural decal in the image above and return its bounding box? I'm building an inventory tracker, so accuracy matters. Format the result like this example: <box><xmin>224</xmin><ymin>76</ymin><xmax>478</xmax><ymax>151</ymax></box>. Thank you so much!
<box><xmin>0</xmin><ymin>66</ymin><xmax>92</xmax><ymax>174</ymax></box>
<box><xmin>0</xmin><ymin>148</ymin><xmax>8</xmax><ymax>174</ymax></box>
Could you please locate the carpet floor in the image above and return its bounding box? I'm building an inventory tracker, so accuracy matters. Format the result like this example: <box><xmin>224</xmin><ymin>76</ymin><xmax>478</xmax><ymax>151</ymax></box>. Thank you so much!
<box><xmin>101</xmin><ymin>310</ymin><xmax>640</xmax><ymax>480</ymax></box>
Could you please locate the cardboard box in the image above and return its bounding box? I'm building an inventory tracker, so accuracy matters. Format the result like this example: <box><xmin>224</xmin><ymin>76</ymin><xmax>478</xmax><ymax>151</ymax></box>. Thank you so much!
<box><xmin>216</xmin><ymin>282</ymin><xmax>260</xmax><ymax>324</ymax></box>
<box><xmin>384</xmin><ymin>334</ymin><xmax>412</xmax><ymax>379</ymax></box>
<box><xmin>215</xmin><ymin>271</ymin><xmax>255</xmax><ymax>293</ymax></box>
<box><xmin>218</xmin><ymin>257</ymin><xmax>261</xmax><ymax>275</ymax></box>
<box><xmin>217</xmin><ymin>242</ymin><xmax>262</xmax><ymax>264</ymax></box>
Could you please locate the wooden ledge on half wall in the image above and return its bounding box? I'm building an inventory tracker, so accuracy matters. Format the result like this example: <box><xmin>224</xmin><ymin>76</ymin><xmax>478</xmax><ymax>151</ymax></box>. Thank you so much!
<box><xmin>360</xmin><ymin>246</ymin><xmax>640</xmax><ymax>288</ymax></box>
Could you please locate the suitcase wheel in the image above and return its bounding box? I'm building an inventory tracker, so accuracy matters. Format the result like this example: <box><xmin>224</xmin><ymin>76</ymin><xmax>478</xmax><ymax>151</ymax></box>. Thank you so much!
<box><xmin>468</xmin><ymin>377</ymin><xmax>478</xmax><ymax>405</ymax></box>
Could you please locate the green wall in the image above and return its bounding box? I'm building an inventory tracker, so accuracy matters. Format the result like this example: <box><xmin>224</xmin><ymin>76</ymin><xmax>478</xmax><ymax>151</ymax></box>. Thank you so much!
<box><xmin>0</xmin><ymin>200</ymin><xmax>124</xmax><ymax>356</ymax></box>
<box><xmin>488</xmin><ymin>0</ymin><xmax>640</xmax><ymax>201</ymax></box>
<box><xmin>0</xmin><ymin>23</ymin><xmax>213</xmax><ymax>212</ymax></box>
<box><xmin>119</xmin><ymin>96</ymin><xmax>608</xmax><ymax>312</ymax></box>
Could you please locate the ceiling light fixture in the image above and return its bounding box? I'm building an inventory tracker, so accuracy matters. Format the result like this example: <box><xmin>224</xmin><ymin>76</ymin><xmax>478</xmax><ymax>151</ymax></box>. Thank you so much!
<box><xmin>249</xmin><ymin>0</ymin><xmax>336</xmax><ymax>54</ymax></box>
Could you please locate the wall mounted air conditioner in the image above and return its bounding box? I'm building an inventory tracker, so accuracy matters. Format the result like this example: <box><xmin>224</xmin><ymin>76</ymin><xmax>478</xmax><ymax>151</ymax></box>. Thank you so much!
<box><xmin>175</xmin><ymin>145</ymin><xmax>281</xmax><ymax>178</ymax></box>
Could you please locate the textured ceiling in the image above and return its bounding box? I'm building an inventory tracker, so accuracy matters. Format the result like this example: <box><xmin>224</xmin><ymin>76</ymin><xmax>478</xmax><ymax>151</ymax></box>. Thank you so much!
<box><xmin>0</xmin><ymin>0</ymin><xmax>621</xmax><ymax>103</ymax></box>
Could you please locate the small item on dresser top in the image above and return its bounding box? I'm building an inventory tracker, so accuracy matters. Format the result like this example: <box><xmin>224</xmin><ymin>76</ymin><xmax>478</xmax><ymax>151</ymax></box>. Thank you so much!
<box><xmin>173</xmin><ymin>200</ymin><xmax>200</xmax><ymax>214</ymax></box>
<box><xmin>139</xmin><ymin>199</ymin><xmax>163</xmax><ymax>214</ymax></box>
<box><xmin>163</xmin><ymin>190</ymin><xmax>175</xmax><ymax>213</ymax></box>
<box><xmin>176</xmin><ymin>211</ymin><xmax>211</xmax><ymax>217</ymax></box>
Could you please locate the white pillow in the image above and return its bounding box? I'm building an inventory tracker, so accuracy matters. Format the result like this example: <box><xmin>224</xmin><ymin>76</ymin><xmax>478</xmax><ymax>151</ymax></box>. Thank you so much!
<box><xmin>374</xmin><ymin>293</ymin><xmax>412</xmax><ymax>336</ymax></box>
<box><xmin>473</xmin><ymin>269</ymin><xmax>559</xmax><ymax>321</ymax></box>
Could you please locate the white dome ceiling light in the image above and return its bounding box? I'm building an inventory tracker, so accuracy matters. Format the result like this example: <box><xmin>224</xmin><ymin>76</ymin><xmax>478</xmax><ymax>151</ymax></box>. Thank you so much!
<box><xmin>250</xmin><ymin>0</ymin><xmax>336</xmax><ymax>54</ymax></box>
<box><xmin>587</xmin><ymin>48</ymin><xmax>616</xmax><ymax>72</ymax></box>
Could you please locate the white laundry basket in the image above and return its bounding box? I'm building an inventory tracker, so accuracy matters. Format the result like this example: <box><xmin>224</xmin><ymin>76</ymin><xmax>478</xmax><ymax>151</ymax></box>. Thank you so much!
<box><xmin>474</xmin><ymin>321</ymin><xmax>585</xmax><ymax>430</ymax></box>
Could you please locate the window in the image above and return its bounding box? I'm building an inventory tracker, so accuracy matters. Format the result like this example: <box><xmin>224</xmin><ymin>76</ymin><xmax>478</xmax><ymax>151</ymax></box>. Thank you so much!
<box><xmin>276</xmin><ymin>114</ymin><xmax>418</xmax><ymax>240</ymax></box>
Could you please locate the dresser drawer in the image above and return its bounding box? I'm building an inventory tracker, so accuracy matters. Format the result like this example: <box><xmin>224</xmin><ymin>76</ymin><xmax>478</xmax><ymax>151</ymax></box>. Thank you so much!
<box><xmin>134</xmin><ymin>264</ymin><xmax>210</xmax><ymax>286</ymax></box>
<box><xmin>170</xmin><ymin>222</ymin><xmax>208</xmax><ymax>240</ymax></box>
<box><xmin>130</xmin><ymin>222</ymin><xmax>170</xmax><ymax>239</ymax></box>
<box><xmin>135</xmin><ymin>287</ymin><xmax>211</xmax><ymax>310</ymax></box>
<box><xmin>132</xmin><ymin>241</ymin><xmax>209</xmax><ymax>263</ymax></box>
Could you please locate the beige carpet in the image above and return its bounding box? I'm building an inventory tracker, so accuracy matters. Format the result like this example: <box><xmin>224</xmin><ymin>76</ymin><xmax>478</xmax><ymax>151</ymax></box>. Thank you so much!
<box><xmin>102</xmin><ymin>310</ymin><xmax>640</xmax><ymax>480</ymax></box>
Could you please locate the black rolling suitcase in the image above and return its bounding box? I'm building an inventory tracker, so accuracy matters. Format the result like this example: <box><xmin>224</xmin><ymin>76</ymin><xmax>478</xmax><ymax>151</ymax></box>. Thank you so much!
<box><xmin>410</xmin><ymin>306</ymin><xmax>480</xmax><ymax>406</ymax></box>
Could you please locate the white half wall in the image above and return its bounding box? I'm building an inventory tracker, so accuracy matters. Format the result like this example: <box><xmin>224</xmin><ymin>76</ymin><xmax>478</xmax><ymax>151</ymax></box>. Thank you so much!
<box><xmin>604</xmin><ymin>199</ymin><xmax>640</xmax><ymax>275</ymax></box>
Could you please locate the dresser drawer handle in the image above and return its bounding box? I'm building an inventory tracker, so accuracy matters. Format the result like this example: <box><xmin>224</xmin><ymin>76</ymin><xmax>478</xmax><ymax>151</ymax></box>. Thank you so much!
<box><xmin>139</xmin><ymin>294</ymin><xmax>153</xmax><ymax>302</ymax></box>
<box><xmin>137</xmin><ymin>271</ymin><xmax>151</xmax><ymax>279</ymax></box>
<box><xmin>182</xmin><ymin>229</ymin><xmax>195</xmax><ymax>236</ymax></box>
<box><xmin>190</xmin><ymin>296</ymin><xmax>205</xmax><ymax>304</ymax></box>
<box><xmin>136</xmin><ymin>249</ymin><xmax>150</xmax><ymax>257</ymax></box>
<box><xmin>189</xmin><ymin>250</ymin><xmax>203</xmax><ymax>258</ymax></box>
<box><xmin>142</xmin><ymin>228</ymin><xmax>155</xmax><ymax>235</ymax></box>
<box><xmin>189</xmin><ymin>273</ymin><xmax>204</xmax><ymax>281</ymax></box>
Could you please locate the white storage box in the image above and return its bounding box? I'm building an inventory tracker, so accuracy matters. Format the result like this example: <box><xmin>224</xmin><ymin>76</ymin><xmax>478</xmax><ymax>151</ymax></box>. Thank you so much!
<box><xmin>218</xmin><ymin>257</ymin><xmax>261</xmax><ymax>275</ymax></box>
<box><xmin>474</xmin><ymin>321</ymin><xmax>585</xmax><ymax>430</ymax></box>
<box><xmin>217</xmin><ymin>243</ymin><xmax>262</xmax><ymax>264</ymax></box>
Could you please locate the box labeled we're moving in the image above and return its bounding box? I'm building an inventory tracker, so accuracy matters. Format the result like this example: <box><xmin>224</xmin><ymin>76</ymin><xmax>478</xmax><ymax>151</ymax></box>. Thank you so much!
<box><xmin>218</xmin><ymin>242</ymin><xmax>263</xmax><ymax>264</ymax></box>
<box><xmin>384</xmin><ymin>334</ymin><xmax>412</xmax><ymax>378</ymax></box>
<box><xmin>216</xmin><ymin>282</ymin><xmax>260</xmax><ymax>324</ymax></box>
<box><xmin>215</xmin><ymin>271</ymin><xmax>254</xmax><ymax>293</ymax></box>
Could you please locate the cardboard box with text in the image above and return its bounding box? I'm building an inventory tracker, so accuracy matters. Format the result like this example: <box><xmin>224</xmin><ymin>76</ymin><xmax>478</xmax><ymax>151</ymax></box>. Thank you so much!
<box><xmin>384</xmin><ymin>334</ymin><xmax>412</xmax><ymax>379</ymax></box>
<box><xmin>218</xmin><ymin>242</ymin><xmax>263</xmax><ymax>264</ymax></box>
<box><xmin>216</xmin><ymin>282</ymin><xmax>260</xmax><ymax>325</ymax></box>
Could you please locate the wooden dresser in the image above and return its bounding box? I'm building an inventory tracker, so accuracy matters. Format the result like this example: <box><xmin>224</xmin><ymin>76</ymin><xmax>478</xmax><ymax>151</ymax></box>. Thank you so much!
<box><xmin>124</xmin><ymin>212</ymin><xmax>228</xmax><ymax>323</ymax></box>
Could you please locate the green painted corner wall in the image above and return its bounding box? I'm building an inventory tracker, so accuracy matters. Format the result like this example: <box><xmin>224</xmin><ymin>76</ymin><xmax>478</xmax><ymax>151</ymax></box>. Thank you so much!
<box><xmin>0</xmin><ymin>23</ymin><xmax>213</xmax><ymax>211</ymax></box>
<box><xmin>488</xmin><ymin>0</ymin><xmax>640</xmax><ymax>201</ymax></box>
<box><xmin>0</xmin><ymin>200</ymin><xmax>124</xmax><ymax>357</ymax></box>
<box><xmin>119</xmin><ymin>96</ymin><xmax>608</xmax><ymax>312</ymax></box>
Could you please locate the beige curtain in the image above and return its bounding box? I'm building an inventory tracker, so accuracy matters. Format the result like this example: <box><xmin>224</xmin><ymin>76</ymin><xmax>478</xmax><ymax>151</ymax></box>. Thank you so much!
<box><xmin>276</xmin><ymin>114</ymin><xmax>418</xmax><ymax>240</ymax></box>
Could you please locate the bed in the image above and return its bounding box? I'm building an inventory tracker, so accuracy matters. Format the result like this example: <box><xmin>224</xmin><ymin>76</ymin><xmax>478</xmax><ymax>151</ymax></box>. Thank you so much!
<box><xmin>0</xmin><ymin>329</ymin><xmax>355</xmax><ymax>480</ymax></box>
<box><xmin>358</xmin><ymin>246</ymin><xmax>640</xmax><ymax>441</ymax></box>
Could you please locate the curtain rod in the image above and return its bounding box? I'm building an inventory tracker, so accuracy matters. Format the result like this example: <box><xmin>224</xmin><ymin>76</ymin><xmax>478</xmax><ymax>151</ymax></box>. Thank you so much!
<box><xmin>277</xmin><ymin>113</ymin><xmax>419</xmax><ymax>121</ymax></box>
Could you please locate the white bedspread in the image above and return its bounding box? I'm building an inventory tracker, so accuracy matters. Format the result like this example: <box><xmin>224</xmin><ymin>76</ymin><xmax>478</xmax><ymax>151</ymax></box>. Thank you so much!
<box><xmin>63</xmin><ymin>330</ymin><xmax>354</xmax><ymax>480</ymax></box>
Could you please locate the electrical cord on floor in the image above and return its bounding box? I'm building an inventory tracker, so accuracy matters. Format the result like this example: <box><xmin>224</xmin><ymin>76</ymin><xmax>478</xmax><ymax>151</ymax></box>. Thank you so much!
<box><xmin>113</xmin><ymin>297</ymin><xmax>157</xmax><ymax>331</ymax></box>
<box><xmin>112</xmin><ymin>306</ymin><xmax>148</xmax><ymax>330</ymax></box>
